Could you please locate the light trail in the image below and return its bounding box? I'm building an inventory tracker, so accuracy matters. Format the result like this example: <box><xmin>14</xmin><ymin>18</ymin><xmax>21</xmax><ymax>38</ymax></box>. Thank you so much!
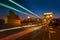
<box><xmin>0</xmin><ymin>24</ymin><xmax>38</xmax><ymax>32</ymax></box>
<box><xmin>0</xmin><ymin>26</ymin><xmax>42</xmax><ymax>40</ymax></box>
<box><xmin>9</xmin><ymin>0</ymin><xmax>40</xmax><ymax>18</ymax></box>
<box><xmin>0</xmin><ymin>3</ymin><xmax>36</xmax><ymax>17</ymax></box>
<box><xmin>0</xmin><ymin>27</ymin><xmax>22</xmax><ymax>32</ymax></box>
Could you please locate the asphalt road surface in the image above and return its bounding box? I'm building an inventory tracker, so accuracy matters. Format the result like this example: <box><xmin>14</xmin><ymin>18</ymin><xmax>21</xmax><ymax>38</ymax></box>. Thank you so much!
<box><xmin>0</xmin><ymin>25</ymin><xmax>60</xmax><ymax>40</ymax></box>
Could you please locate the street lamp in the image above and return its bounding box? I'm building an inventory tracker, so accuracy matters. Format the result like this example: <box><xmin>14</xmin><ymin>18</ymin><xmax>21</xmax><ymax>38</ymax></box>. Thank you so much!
<box><xmin>27</xmin><ymin>16</ymin><xmax>31</xmax><ymax>25</ymax></box>
<box><xmin>27</xmin><ymin>16</ymin><xmax>30</xmax><ymax>21</ymax></box>
<box><xmin>28</xmin><ymin>16</ymin><xmax>30</xmax><ymax>19</ymax></box>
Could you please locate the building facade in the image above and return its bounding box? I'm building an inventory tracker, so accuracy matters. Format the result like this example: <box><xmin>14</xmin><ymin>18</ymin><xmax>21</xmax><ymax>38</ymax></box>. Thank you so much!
<box><xmin>4</xmin><ymin>10</ymin><xmax>21</xmax><ymax>26</ymax></box>
<box><xmin>43</xmin><ymin>12</ymin><xmax>53</xmax><ymax>24</ymax></box>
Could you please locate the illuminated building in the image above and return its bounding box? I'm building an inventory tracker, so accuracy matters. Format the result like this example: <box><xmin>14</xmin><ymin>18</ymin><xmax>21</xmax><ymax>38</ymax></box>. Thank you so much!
<box><xmin>43</xmin><ymin>12</ymin><xmax>53</xmax><ymax>24</ymax></box>
<box><xmin>4</xmin><ymin>10</ymin><xmax>21</xmax><ymax>26</ymax></box>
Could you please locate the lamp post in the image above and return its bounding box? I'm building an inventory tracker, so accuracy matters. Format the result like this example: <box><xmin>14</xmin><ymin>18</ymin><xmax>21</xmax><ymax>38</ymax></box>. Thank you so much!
<box><xmin>28</xmin><ymin>16</ymin><xmax>30</xmax><ymax>21</ymax></box>
<box><xmin>27</xmin><ymin>16</ymin><xmax>31</xmax><ymax>25</ymax></box>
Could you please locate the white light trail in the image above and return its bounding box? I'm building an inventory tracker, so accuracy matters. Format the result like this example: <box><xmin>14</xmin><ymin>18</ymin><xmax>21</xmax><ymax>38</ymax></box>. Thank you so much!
<box><xmin>0</xmin><ymin>26</ymin><xmax>43</xmax><ymax>40</ymax></box>
<box><xmin>9</xmin><ymin>0</ymin><xmax>40</xmax><ymax>18</ymax></box>
<box><xmin>0</xmin><ymin>3</ymin><xmax>36</xmax><ymax>17</ymax></box>
<box><xmin>0</xmin><ymin>27</ymin><xmax>22</xmax><ymax>32</ymax></box>
<box><xmin>0</xmin><ymin>24</ymin><xmax>38</xmax><ymax>32</ymax></box>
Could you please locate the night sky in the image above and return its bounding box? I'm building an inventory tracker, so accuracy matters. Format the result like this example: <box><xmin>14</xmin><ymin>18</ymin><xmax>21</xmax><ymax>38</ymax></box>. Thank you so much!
<box><xmin>0</xmin><ymin>0</ymin><xmax>60</xmax><ymax>19</ymax></box>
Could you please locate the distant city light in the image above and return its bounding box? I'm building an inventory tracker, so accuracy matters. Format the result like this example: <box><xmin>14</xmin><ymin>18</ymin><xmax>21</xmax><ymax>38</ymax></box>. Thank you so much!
<box><xmin>0</xmin><ymin>3</ymin><xmax>36</xmax><ymax>17</ymax></box>
<box><xmin>28</xmin><ymin>16</ymin><xmax>30</xmax><ymax>19</ymax></box>
<box><xmin>9</xmin><ymin>0</ymin><xmax>40</xmax><ymax>18</ymax></box>
<box><xmin>50</xmin><ymin>15</ymin><xmax>53</xmax><ymax>17</ymax></box>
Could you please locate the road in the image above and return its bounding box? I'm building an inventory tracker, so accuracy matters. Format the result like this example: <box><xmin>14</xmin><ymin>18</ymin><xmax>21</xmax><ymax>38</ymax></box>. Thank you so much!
<box><xmin>0</xmin><ymin>24</ymin><xmax>60</xmax><ymax>40</ymax></box>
